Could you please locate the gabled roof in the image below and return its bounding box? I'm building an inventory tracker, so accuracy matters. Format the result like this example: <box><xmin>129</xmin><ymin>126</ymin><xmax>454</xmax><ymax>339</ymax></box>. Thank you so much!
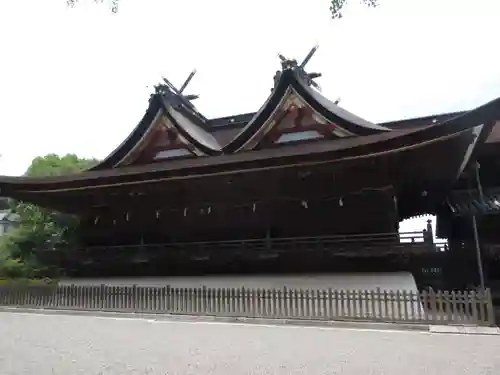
<box><xmin>1</xmin><ymin>60</ymin><xmax>500</xmax><ymax>211</ymax></box>
<box><xmin>158</xmin><ymin>94</ymin><xmax>221</xmax><ymax>154</ymax></box>
<box><xmin>1</xmin><ymin>95</ymin><xmax>498</xmax><ymax>194</ymax></box>
<box><xmin>90</xmin><ymin>95</ymin><xmax>164</xmax><ymax>170</ymax></box>
<box><xmin>222</xmin><ymin>69</ymin><xmax>390</xmax><ymax>153</ymax></box>
<box><xmin>91</xmin><ymin>92</ymin><xmax>222</xmax><ymax>171</ymax></box>
<box><xmin>90</xmin><ymin>66</ymin><xmax>392</xmax><ymax>169</ymax></box>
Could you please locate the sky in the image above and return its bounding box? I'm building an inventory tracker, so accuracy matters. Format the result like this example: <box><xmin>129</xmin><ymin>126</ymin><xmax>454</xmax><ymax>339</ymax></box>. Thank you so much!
<box><xmin>0</xmin><ymin>0</ymin><xmax>499</xmax><ymax>234</ymax></box>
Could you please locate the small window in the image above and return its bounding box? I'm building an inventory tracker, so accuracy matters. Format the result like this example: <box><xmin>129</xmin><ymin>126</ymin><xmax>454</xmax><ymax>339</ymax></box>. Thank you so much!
<box><xmin>275</xmin><ymin>130</ymin><xmax>323</xmax><ymax>144</ymax></box>
<box><xmin>153</xmin><ymin>148</ymin><xmax>191</xmax><ymax>160</ymax></box>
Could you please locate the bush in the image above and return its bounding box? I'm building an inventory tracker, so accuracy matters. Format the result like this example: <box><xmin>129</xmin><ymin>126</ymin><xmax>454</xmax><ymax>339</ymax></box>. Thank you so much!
<box><xmin>0</xmin><ymin>227</ymin><xmax>63</xmax><ymax>279</ymax></box>
<box><xmin>0</xmin><ymin>277</ymin><xmax>57</xmax><ymax>286</ymax></box>
<box><xmin>0</xmin><ymin>257</ymin><xmax>32</xmax><ymax>278</ymax></box>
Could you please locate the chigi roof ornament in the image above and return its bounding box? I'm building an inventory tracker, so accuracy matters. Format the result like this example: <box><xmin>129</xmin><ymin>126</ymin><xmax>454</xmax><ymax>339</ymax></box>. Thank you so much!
<box><xmin>274</xmin><ymin>45</ymin><xmax>322</xmax><ymax>91</ymax></box>
<box><xmin>154</xmin><ymin>70</ymin><xmax>200</xmax><ymax>110</ymax></box>
<box><xmin>156</xmin><ymin>69</ymin><xmax>198</xmax><ymax>100</ymax></box>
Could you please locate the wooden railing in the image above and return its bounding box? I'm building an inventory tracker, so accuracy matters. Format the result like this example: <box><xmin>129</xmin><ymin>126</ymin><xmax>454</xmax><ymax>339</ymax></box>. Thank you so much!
<box><xmin>93</xmin><ymin>231</ymin><xmax>430</xmax><ymax>249</ymax></box>
<box><xmin>71</xmin><ymin>231</ymin><xmax>439</xmax><ymax>256</ymax></box>
<box><xmin>0</xmin><ymin>285</ymin><xmax>494</xmax><ymax>326</ymax></box>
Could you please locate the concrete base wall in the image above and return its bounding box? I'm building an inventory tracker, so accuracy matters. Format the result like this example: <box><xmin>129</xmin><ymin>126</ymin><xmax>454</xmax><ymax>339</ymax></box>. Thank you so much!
<box><xmin>61</xmin><ymin>272</ymin><xmax>419</xmax><ymax>292</ymax></box>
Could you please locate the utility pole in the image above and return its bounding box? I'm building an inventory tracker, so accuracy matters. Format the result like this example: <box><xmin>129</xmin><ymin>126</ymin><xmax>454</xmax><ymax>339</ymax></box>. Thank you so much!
<box><xmin>471</xmin><ymin>162</ymin><xmax>486</xmax><ymax>291</ymax></box>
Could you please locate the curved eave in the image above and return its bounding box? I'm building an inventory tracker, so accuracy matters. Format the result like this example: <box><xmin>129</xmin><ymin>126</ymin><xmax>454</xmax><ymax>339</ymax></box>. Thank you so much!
<box><xmin>90</xmin><ymin>95</ymin><xmax>164</xmax><ymax>171</ymax></box>
<box><xmin>291</xmin><ymin>74</ymin><xmax>390</xmax><ymax>134</ymax></box>
<box><xmin>430</xmin><ymin>96</ymin><xmax>500</xmax><ymax>174</ymax></box>
<box><xmin>3</xmin><ymin>130</ymin><xmax>414</xmax><ymax>191</ymax></box>
<box><xmin>222</xmin><ymin>70</ymin><xmax>294</xmax><ymax>153</ymax></box>
<box><xmin>159</xmin><ymin>96</ymin><xmax>221</xmax><ymax>155</ymax></box>
<box><xmin>87</xmin><ymin>93</ymin><xmax>221</xmax><ymax>171</ymax></box>
<box><xmin>223</xmin><ymin>69</ymin><xmax>389</xmax><ymax>153</ymax></box>
<box><xmin>1</xmin><ymin>95</ymin><xmax>499</xmax><ymax>198</ymax></box>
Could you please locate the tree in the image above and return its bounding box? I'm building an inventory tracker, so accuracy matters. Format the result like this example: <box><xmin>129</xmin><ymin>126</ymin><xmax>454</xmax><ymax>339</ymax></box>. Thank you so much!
<box><xmin>66</xmin><ymin>0</ymin><xmax>120</xmax><ymax>13</ymax></box>
<box><xmin>330</xmin><ymin>0</ymin><xmax>379</xmax><ymax>19</ymax></box>
<box><xmin>0</xmin><ymin>154</ymin><xmax>98</xmax><ymax>278</ymax></box>
<box><xmin>24</xmin><ymin>154</ymin><xmax>97</xmax><ymax>177</ymax></box>
<box><xmin>66</xmin><ymin>0</ymin><xmax>378</xmax><ymax>19</ymax></box>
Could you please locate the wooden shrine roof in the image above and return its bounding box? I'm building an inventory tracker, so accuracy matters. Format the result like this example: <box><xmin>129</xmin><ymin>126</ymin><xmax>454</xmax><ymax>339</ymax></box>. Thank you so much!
<box><xmin>89</xmin><ymin>68</ymin><xmax>393</xmax><ymax>171</ymax></box>
<box><xmin>1</xmin><ymin>62</ymin><xmax>500</xmax><ymax>200</ymax></box>
<box><xmin>0</xmin><ymin>97</ymin><xmax>498</xmax><ymax>192</ymax></box>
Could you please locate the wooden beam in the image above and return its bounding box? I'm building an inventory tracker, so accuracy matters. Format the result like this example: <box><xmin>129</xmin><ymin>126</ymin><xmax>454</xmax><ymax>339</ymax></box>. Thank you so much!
<box><xmin>65</xmin><ymin>161</ymin><xmax>392</xmax><ymax>214</ymax></box>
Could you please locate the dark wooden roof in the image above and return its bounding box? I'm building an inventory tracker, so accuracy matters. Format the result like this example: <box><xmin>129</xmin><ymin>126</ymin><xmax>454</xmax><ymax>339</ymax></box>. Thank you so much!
<box><xmin>158</xmin><ymin>95</ymin><xmax>221</xmax><ymax>154</ymax></box>
<box><xmin>78</xmin><ymin>63</ymin><xmax>500</xmax><ymax>174</ymax></box>
<box><xmin>381</xmin><ymin>111</ymin><xmax>467</xmax><ymax>129</ymax></box>
<box><xmin>90</xmin><ymin>95</ymin><xmax>164</xmax><ymax>170</ymax></box>
<box><xmin>1</xmin><ymin>63</ymin><xmax>500</xmax><ymax>201</ymax></box>
<box><xmin>1</xmin><ymin>94</ymin><xmax>498</xmax><ymax>193</ymax></box>
<box><xmin>91</xmin><ymin>94</ymin><xmax>222</xmax><ymax>171</ymax></box>
<box><xmin>222</xmin><ymin>69</ymin><xmax>390</xmax><ymax>153</ymax></box>
<box><xmin>89</xmin><ymin>67</ymin><xmax>393</xmax><ymax>170</ymax></box>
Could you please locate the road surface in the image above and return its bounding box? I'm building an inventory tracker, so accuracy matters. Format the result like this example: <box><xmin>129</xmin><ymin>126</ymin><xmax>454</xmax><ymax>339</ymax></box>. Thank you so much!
<box><xmin>0</xmin><ymin>312</ymin><xmax>499</xmax><ymax>375</ymax></box>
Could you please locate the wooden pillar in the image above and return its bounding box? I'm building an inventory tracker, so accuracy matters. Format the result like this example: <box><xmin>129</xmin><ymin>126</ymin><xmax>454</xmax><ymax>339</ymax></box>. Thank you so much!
<box><xmin>423</xmin><ymin>219</ymin><xmax>434</xmax><ymax>248</ymax></box>
<box><xmin>446</xmin><ymin>239</ymin><xmax>477</xmax><ymax>289</ymax></box>
<box><xmin>426</xmin><ymin>219</ymin><xmax>434</xmax><ymax>243</ymax></box>
<box><xmin>265</xmin><ymin>226</ymin><xmax>272</xmax><ymax>251</ymax></box>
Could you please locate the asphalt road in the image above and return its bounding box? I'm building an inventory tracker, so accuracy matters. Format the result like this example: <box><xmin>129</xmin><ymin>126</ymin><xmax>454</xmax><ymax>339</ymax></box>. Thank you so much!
<box><xmin>1</xmin><ymin>312</ymin><xmax>499</xmax><ymax>375</ymax></box>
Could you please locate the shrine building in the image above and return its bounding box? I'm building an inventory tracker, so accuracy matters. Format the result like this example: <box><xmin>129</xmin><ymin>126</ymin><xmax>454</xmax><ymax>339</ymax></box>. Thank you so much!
<box><xmin>1</xmin><ymin>50</ymin><xmax>500</xmax><ymax>283</ymax></box>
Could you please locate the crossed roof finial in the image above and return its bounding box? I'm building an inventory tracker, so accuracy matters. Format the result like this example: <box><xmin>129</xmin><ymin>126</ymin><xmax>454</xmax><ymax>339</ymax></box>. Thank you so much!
<box><xmin>156</xmin><ymin>69</ymin><xmax>199</xmax><ymax>102</ymax></box>
<box><xmin>275</xmin><ymin>45</ymin><xmax>322</xmax><ymax>91</ymax></box>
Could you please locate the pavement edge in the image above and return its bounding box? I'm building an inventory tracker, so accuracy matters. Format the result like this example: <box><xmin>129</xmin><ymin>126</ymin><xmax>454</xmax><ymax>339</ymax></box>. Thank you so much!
<box><xmin>0</xmin><ymin>306</ymin><xmax>430</xmax><ymax>332</ymax></box>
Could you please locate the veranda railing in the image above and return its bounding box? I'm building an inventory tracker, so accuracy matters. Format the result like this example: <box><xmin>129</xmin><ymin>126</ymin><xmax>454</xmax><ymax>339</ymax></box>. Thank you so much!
<box><xmin>0</xmin><ymin>284</ymin><xmax>494</xmax><ymax>326</ymax></box>
<box><xmin>42</xmin><ymin>231</ymin><xmax>442</xmax><ymax>262</ymax></box>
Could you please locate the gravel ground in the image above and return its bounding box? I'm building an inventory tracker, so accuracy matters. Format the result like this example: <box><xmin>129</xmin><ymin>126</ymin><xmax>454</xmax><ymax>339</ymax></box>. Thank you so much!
<box><xmin>0</xmin><ymin>312</ymin><xmax>499</xmax><ymax>375</ymax></box>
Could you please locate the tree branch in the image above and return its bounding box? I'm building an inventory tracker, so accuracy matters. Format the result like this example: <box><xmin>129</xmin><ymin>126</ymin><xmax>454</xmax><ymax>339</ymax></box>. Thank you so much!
<box><xmin>330</xmin><ymin>0</ymin><xmax>379</xmax><ymax>19</ymax></box>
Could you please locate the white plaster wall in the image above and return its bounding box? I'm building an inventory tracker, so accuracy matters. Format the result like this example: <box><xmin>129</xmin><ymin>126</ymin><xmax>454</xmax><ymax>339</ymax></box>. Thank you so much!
<box><xmin>61</xmin><ymin>272</ymin><xmax>419</xmax><ymax>292</ymax></box>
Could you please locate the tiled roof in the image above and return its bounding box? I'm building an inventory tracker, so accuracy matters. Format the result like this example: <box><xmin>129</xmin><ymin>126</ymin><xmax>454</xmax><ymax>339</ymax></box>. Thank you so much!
<box><xmin>447</xmin><ymin>189</ymin><xmax>500</xmax><ymax>216</ymax></box>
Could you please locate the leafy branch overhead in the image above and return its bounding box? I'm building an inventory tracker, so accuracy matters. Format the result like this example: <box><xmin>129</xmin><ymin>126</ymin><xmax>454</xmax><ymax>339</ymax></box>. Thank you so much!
<box><xmin>66</xmin><ymin>0</ymin><xmax>120</xmax><ymax>13</ymax></box>
<box><xmin>330</xmin><ymin>0</ymin><xmax>379</xmax><ymax>19</ymax></box>
<box><xmin>66</xmin><ymin>0</ymin><xmax>378</xmax><ymax>18</ymax></box>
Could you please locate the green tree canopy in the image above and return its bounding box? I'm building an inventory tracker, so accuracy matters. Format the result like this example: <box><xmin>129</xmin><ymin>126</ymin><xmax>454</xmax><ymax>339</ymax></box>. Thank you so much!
<box><xmin>25</xmin><ymin>153</ymin><xmax>97</xmax><ymax>177</ymax></box>
<box><xmin>0</xmin><ymin>154</ymin><xmax>98</xmax><ymax>278</ymax></box>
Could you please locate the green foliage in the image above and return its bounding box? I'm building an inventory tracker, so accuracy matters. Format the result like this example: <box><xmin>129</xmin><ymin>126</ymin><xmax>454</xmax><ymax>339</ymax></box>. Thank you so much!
<box><xmin>25</xmin><ymin>153</ymin><xmax>97</xmax><ymax>177</ymax></box>
<box><xmin>0</xmin><ymin>154</ymin><xmax>98</xmax><ymax>279</ymax></box>
<box><xmin>66</xmin><ymin>0</ymin><xmax>377</xmax><ymax>19</ymax></box>
<box><xmin>66</xmin><ymin>0</ymin><xmax>120</xmax><ymax>13</ymax></box>
<box><xmin>0</xmin><ymin>248</ymin><xmax>30</xmax><ymax>279</ymax></box>
<box><xmin>330</xmin><ymin>0</ymin><xmax>379</xmax><ymax>19</ymax></box>
<box><xmin>0</xmin><ymin>277</ymin><xmax>57</xmax><ymax>286</ymax></box>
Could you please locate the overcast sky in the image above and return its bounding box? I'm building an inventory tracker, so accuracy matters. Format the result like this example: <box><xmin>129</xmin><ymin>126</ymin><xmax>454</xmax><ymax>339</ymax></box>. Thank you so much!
<box><xmin>0</xmin><ymin>0</ymin><xmax>499</xmax><ymax>232</ymax></box>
